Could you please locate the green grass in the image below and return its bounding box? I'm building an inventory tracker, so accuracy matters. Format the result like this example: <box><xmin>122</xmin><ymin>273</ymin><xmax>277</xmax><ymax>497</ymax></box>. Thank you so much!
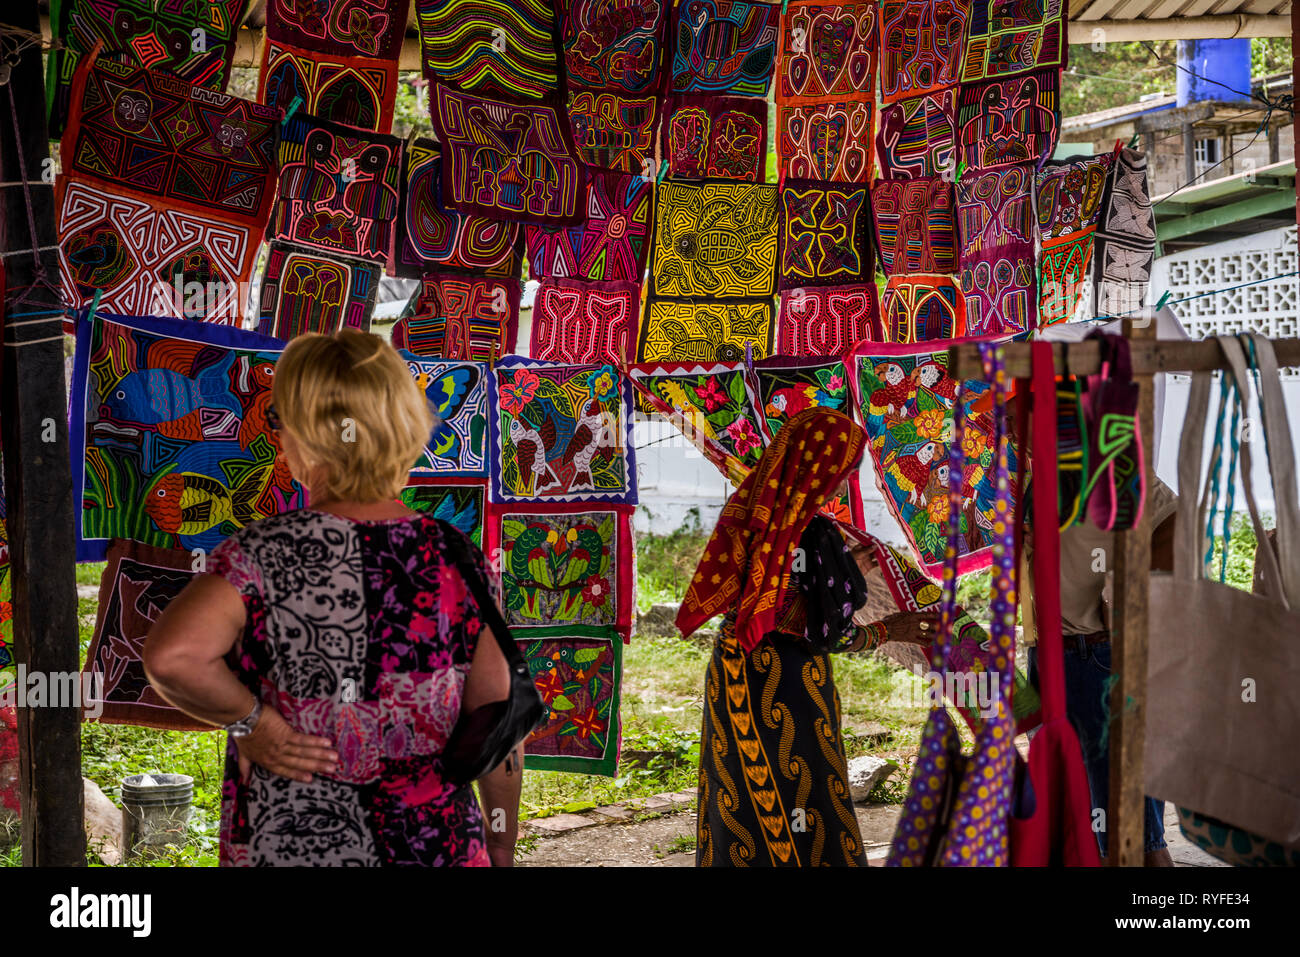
<box><xmin>633</xmin><ymin>519</ymin><xmax>710</xmax><ymax>612</ymax></box>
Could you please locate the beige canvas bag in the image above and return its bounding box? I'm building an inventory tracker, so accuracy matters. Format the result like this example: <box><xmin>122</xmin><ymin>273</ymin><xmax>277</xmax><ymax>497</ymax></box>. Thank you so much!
<box><xmin>1146</xmin><ymin>333</ymin><xmax>1300</xmax><ymax>850</ymax></box>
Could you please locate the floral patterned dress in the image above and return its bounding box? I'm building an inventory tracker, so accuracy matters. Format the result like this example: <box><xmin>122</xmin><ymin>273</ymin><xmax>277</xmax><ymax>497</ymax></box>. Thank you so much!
<box><xmin>209</xmin><ymin>509</ymin><xmax>491</xmax><ymax>866</ymax></box>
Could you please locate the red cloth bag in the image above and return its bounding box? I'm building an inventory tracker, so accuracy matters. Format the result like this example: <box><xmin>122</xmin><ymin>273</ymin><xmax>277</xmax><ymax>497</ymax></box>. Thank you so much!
<box><xmin>1010</xmin><ymin>342</ymin><xmax>1102</xmax><ymax>867</ymax></box>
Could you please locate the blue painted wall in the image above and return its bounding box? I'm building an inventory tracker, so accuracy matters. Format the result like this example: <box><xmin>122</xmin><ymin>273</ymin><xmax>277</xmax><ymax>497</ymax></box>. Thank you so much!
<box><xmin>1176</xmin><ymin>39</ymin><xmax>1253</xmax><ymax>107</ymax></box>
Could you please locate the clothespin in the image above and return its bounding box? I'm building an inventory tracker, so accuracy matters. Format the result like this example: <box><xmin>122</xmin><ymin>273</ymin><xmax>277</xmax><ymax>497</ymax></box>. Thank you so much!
<box><xmin>86</xmin><ymin>288</ymin><xmax>102</xmax><ymax>326</ymax></box>
<box><xmin>656</xmin><ymin>160</ymin><xmax>668</xmax><ymax>184</ymax></box>
<box><xmin>782</xmin><ymin>0</ymin><xmax>790</xmax><ymax>11</ymax></box>
<box><xmin>955</xmin><ymin>159</ymin><xmax>967</xmax><ymax>183</ymax></box>
<box><xmin>1154</xmin><ymin>290</ymin><xmax>1171</xmax><ymax>311</ymax></box>
<box><xmin>281</xmin><ymin>95</ymin><xmax>303</xmax><ymax>126</ymax></box>
<box><xmin>1129</xmin><ymin>131</ymin><xmax>1141</xmax><ymax>150</ymax></box>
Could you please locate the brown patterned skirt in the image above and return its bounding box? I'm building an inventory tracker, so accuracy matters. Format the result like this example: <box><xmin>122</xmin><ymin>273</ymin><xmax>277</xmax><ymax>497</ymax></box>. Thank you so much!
<box><xmin>697</xmin><ymin>631</ymin><xmax>867</xmax><ymax>867</ymax></box>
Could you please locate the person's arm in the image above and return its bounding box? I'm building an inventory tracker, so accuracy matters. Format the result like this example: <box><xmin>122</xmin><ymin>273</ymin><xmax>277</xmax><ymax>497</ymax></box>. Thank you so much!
<box><xmin>143</xmin><ymin>574</ymin><xmax>337</xmax><ymax>784</ymax></box>
<box><xmin>461</xmin><ymin>624</ymin><xmax>521</xmax><ymax>867</ymax></box>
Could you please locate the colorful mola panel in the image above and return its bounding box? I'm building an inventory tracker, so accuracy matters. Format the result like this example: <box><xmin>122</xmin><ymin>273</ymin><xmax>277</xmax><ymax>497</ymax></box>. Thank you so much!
<box><xmin>881</xmin><ymin>274</ymin><xmax>965</xmax><ymax>343</ymax></box>
<box><xmin>79</xmin><ymin>540</ymin><xmax>209</xmax><ymax>731</ymax></box>
<box><xmin>517</xmin><ymin>626</ymin><xmax>623</xmax><ymax>776</ymax></box>
<box><xmin>486</xmin><ymin>504</ymin><xmax>634</xmax><ymax>636</ymax></box>
<box><xmin>960</xmin><ymin>0</ymin><xmax>1066</xmax><ymax>83</ymax></box>
<box><xmin>651</xmin><ymin>181</ymin><xmax>778</xmax><ymax>299</ymax></box>
<box><xmin>259</xmin><ymin>38</ymin><xmax>399</xmax><ymax>134</ymax></box>
<box><xmin>777</xmin><ymin>284</ymin><xmax>882</xmax><ymax>356</ymax></box>
<box><xmin>777</xmin><ymin>99</ymin><xmax>875</xmax><ymax>183</ymax></box>
<box><xmin>525</xmin><ymin>171</ymin><xmax>652</xmax><ymax>281</ymax></box>
<box><xmin>1094</xmin><ymin>148</ymin><xmax>1157</xmax><ymax>319</ymax></box>
<box><xmin>391</xmin><ymin>274</ymin><xmax>521</xmax><ymax>361</ymax></box>
<box><xmin>560</xmin><ymin>0</ymin><xmax>669</xmax><ymax>94</ymax></box>
<box><xmin>267</xmin><ymin>0</ymin><xmax>411</xmax><ymax>59</ymax></box>
<box><xmin>71</xmin><ymin>312</ymin><xmax>304</xmax><ymax>562</ymax></box>
<box><xmin>638</xmin><ymin>299</ymin><xmax>774</xmax><ymax>364</ymax></box>
<box><xmin>670</xmin><ymin>0</ymin><xmax>780</xmax><ymax>97</ymax></box>
<box><xmin>778</xmin><ymin>179</ymin><xmax>872</xmax><ymax>289</ymax></box>
<box><xmin>47</xmin><ymin>0</ymin><xmax>247</xmax><ymax>138</ymax></box>
<box><xmin>878</xmin><ymin>0</ymin><xmax>969</xmax><ymax>104</ymax></box>
<box><xmin>1036</xmin><ymin>153</ymin><xmax>1114</xmax><ymax>326</ymax></box>
<box><xmin>531</xmin><ymin>279</ymin><xmax>641</xmax><ymax>366</ymax></box>
<box><xmin>628</xmin><ymin>359</ymin><xmax>766</xmax><ymax>481</ymax></box>
<box><xmin>776</xmin><ymin>1</ymin><xmax>878</xmax><ymax>103</ymax></box>
<box><xmin>847</xmin><ymin>338</ymin><xmax>1017</xmax><ymax>575</ymax></box>
<box><xmin>57</xmin><ymin>176</ymin><xmax>256</xmax><ymax>323</ymax></box>
<box><xmin>872</xmin><ymin>176</ymin><xmax>957</xmax><ymax>276</ymax></box>
<box><xmin>400</xmin><ymin>477</ymin><xmax>486</xmax><ymax>546</ymax></box>
<box><xmin>957</xmin><ymin>69</ymin><xmax>1059</xmax><ymax>171</ymax></box>
<box><xmin>489</xmin><ymin>358</ymin><xmax>637</xmax><ymax>504</ymax></box>
<box><xmin>662</xmin><ymin>95</ymin><xmax>768</xmax><ymax>183</ymax></box>
<box><xmin>274</xmin><ymin>113</ymin><xmax>401</xmax><ymax>264</ymax></box>
<box><xmin>392</xmin><ymin>138</ymin><xmax>522</xmax><ymax>279</ymax></box>
<box><xmin>957</xmin><ymin>163</ymin><xmax>1036</xmax><ymax>336</ymax></box>
<box><xmin>1036</xmin><ymin>153</ymin><xmax>1114</xmax><ymax>244</ymax></box>
<box><xmin>566</xmin><ymin>91</ymin><xmax>658</xmax><ymax>174</ymax></box>
<box><xmin>1038</xmin><ymin>234</ymin><xmax>1094</xmax><ymax>327</ymax></box>
<box><xmin>433</xmin><ymin>85</ymin><xmax>586</xmax><ymax>225</ymax></box>
<box><xmin>257</xmin><ymin>241</ymin><xmax>379</xmax><ymax>339</ymax></box>
<box><xmin>63</xmin><ymin>58</ymin><xmax>278</xmax><ymax>227</ymax></box>
<box><xmin>876</xmin><ymin>88</ymin><xmax>957</xmax><ymax>179</ymax></box>
<box><xmin>750</xmin><ymin>354</ymin><xmax>864</xmax><ymax>525</ymax></box>
<box><xmin>401</xmin><ymin>356</ymin><xmax>489</xmax><ymax>477</ymax></box>
<box><xmin>751</xmin><ymin>353</ymin><xmax>852</xmax><ymax>442</ymax></box>
<box><xmin>415</xmin><ymin>0</ymin><xmax>560</xmax><ymax>100</ymax></box>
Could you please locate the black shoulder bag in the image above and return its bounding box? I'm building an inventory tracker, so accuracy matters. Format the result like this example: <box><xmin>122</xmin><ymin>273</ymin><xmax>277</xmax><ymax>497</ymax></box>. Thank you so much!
<box><xmin>440</xmin><ymin>533</ymin><xmax>547</xmax><ymax>786</ymax></box>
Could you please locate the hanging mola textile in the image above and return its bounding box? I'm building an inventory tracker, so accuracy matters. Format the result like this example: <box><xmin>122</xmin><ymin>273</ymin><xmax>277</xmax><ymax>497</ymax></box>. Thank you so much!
<box><xmin>846</xmin><ymin>337</ymin><xmax>1022</xmax><ymax>577</ymax></box>
<box><xmin>47</xmin><ymin>0</ymin><xmax>248</xmax><ymax>139</ymax></box>
<box><xmin>56</xmin><ymin>57</ymin><xmax>278</xmax><ymax>323</ymax></box>
<box><xmin>260</xmin><ymin>0</ymin><xmax>410</xmax><ymax>134</ymax></box>
<box><xmin>71</xmin><ymin>311</ymin><xmax>303</xmax><ymax>562</ymax></box>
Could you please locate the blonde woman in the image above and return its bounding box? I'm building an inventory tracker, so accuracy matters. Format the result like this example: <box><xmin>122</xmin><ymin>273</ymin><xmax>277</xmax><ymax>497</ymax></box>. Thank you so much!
<box><xmin>144</xmin><ymin>330</ymin><xmax>519</xmax><ymax>867</ymax></box>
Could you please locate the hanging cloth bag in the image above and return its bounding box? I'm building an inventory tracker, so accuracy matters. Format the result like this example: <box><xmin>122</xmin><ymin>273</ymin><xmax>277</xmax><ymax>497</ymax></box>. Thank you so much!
<box><xmin>1009</xmin><ymin>342</ymin><xmax>1102</xmax><ymax>867</ymax></box>
<box><xmin>1146</xmin><ymin>333</ymin><xmax>1300</xmax><ymax>854</ymax></box>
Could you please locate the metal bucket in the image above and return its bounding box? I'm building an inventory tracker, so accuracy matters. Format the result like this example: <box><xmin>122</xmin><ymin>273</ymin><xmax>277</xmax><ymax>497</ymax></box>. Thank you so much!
<box><xmin>121</xmin><ymin>773</ymin><xmax>193</xmax><ymax>859</ymax></box>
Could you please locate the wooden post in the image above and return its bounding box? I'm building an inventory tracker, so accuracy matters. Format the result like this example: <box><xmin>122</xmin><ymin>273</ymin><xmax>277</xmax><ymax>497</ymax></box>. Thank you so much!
<box><xmin>0</xmin><ymin>1</ymin><xmax>86</xmax><ymax>865</ymax></box>
<box><xmin>1105</xmin><ymin>316</ymin><xmax>1157</xmax><ymax>866</ymax></box>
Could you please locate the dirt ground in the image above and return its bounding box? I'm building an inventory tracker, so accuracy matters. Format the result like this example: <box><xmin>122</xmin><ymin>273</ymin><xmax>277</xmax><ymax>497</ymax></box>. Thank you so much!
<box><xmin>518</xmin><ymin>803</ymin><xmax>1228</xmax><ymax>867</ymax></box>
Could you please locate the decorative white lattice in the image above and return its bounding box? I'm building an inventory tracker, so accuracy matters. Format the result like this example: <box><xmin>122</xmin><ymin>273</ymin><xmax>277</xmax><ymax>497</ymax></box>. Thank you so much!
<box><xmin>1161</xmin><ymin>226</ymin><xmax>1299</xmax><ymax>377</ymax></box>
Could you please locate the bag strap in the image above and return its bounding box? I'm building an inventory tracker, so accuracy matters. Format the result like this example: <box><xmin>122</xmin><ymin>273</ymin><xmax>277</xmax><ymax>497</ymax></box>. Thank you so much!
<box><xmin>1030</xmin><ymin>342</ymin><xmax>1067</xmax><ymax>722</ymax></box>
<box><xmin>1247</xmin><ymin>334</ymin><xmax>1300</xmax><ymax>603</ymax></box>
<box><xmin>442</xmin><ymin>524</ymin><xmax>528</xmax><ymax>666</ymax></box>
<box><xmin>1218</xmin><ymin>336</ymin><xmax>1297</xmax><ymax>608</ymax></box>
<box><xmin>1174</xmin><ymin>363</ymin><xmax>1216</xmax><ymax>584</ymax></box>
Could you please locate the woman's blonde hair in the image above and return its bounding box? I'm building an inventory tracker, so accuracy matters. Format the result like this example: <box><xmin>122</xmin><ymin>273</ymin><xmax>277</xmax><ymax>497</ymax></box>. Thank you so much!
<box><xmin>273</xmin><ymin>329</ymin><xmax>432</xmax><ymax>503</ymax></box>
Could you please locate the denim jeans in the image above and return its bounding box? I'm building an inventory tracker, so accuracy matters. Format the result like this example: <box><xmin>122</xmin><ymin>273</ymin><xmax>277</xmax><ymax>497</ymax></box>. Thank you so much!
<box><xmin>1027</xmin><ymin>635</ymin><xmax>1167</xmax><ymax>855</ymax></box>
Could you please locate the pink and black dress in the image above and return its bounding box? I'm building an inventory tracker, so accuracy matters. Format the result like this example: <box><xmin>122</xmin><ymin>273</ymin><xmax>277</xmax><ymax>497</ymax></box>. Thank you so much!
<box><xmin>209</xmin><ymin>509</ymin><xmax>491</xmax><ymax>867</ymax></box>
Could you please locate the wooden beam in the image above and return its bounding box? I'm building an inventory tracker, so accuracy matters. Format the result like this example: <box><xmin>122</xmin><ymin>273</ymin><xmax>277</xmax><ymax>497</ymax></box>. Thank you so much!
<box><xmin>0</xmin><ymin>0</ymin><xmax>85</xmax><ymax>867</ymax></box>
<box><xmin>1156</xmin><ymin>190</ymin><xmax>1298</xmax><ymax>241</ymax></box>
<box><xmin>1066</xmin><ymin>15</ymin><xmax>1291</xmax><ymax>39</ymax></box>
<box><xmin>1107</xmin><ymin>317</ymin><xmax>1156</xmax><ymax>866</ymax></box>
<box><xmin>948</xmin><ymin>336</ymin><xmax>1300</xmax><ymax>381</ymax></box>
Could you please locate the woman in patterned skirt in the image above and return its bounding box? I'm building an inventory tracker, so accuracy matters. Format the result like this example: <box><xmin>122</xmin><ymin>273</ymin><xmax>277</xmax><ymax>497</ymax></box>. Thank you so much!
<box><xmin>677</xmin><ymin>407</ymin><xmax>925</xmax><ymax>866</ymax></box>
<box><xmin>145</xmin><ymin>330</ymin><xmax>520</xmax><ymax>866</ymax></box>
